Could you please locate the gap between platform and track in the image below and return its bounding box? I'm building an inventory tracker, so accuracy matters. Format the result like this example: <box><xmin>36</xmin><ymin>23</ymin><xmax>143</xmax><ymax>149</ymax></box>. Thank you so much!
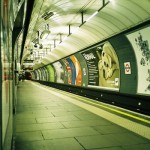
<box><xmin>31</xmin><ymin>81</ymin><xmax>150</xmax><ymax>140</ymax></box>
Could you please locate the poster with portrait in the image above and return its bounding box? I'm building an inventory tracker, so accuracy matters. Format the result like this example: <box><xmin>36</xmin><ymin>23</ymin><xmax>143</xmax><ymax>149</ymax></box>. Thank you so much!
<box><xmin>81</xmin><ymin>42</ymin><xmax>120</xmax><ymax>90</ymax></box>
<box><xmin>126</xmin><ymin>26</ymin><xmax>150</xmax><ymax>95</ymax></box>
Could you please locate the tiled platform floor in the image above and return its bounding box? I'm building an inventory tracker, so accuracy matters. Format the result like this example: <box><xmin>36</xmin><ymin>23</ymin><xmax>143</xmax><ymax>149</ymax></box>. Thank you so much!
<box><xmin>15</xmin><ymin>81</ymin><xmax>150</xmax><ymax>150</ymax></box>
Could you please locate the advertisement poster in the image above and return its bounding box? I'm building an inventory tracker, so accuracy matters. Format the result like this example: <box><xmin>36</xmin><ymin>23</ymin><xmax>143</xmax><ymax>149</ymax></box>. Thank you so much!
<box><xmin>46</xmin><ymin>64</ymin><xmax>55</xmax><ymax>82</ymax></box>
<box><xmin>34</xmin><ymin>70</ymin><xmax>39</xmax><ymax>80</ymax></box>
<box><xmin>81</xmin><ymin>47</ymin><xmax>99</xmax><ymax>86</ymax></box>
<box><xmin>62</xmin><ymin>59</ymin><xmax>72</xmax><ymax>84</ymax></box>
<box><xmin>75</xmin><ymin>53</ymin><xmax>88</xmax><ymax>87</ymax></box>
<box><xmin>66</xmin><ymin>58</ymin><xmax>76</xmax><ymax>85</ymax></box>
<box><xmin>41</xmin><ymin>67</ymin><xmax>48</xmax><ymax>81</ymax></box>
<box><xmin>52</xmin><ymin>61</ymin><xmax>64</xmax><ymax>83</ymax></box>
<box><xmin>70</xmin><ymin>55</ymin><xmax>82</xmax><ymax>86</ymax></box>
<box><xmin>81</xmin><ymin>42</ymin><xmax>120</xmax><ymax>90</ymax></box>
<box><xmin>126</xmin><ymin>26</ymin><xmax>150</xmax><ymax>95</ymax></box>
<box><xmin>43</xmin><ymin>67</ymin><xmax>49</xmax><ymax>81</ymax></box>
<box><xmin>59</xmin><ymin>60</ymin><xmax>68</xmax><ymax>84</ymax></box>
<box><xmin>39</xmin><ymin>68</ymin><xmax>45</xmax><ymax>80</ymax></box>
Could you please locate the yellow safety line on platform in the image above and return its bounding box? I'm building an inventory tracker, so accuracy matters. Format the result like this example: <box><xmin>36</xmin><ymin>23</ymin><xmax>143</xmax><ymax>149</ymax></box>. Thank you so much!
<box><xmin>33</xmin><ymin>82</ymin><xmax>150</xmax><ymax>125</ymax></box>
<box><xmin>78</xmin><ymin>97</ymin><xmax>150</xmax><ymax>124</ymax></box>
<box><xmin>57</xmin><ymin>90</ymin><xmax>150</xmax><ymax>124</ymax></box>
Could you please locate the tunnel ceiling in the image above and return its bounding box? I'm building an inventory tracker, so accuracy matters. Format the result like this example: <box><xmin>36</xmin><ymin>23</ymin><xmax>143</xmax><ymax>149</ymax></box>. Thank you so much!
<box><xmin>22</xmin><ymin>0</ymin><xmax>150</xmax><ymax>70</ymax></box>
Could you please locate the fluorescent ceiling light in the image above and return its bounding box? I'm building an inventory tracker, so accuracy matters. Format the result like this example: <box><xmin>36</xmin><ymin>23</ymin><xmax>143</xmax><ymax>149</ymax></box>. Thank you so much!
<box><xmin>40</xmin><ymin>30</ymin><xmax>51</xmax><ymax>39</ymax></box>
<box><xmin>40</xmin><ymin>24</ymin><xmax>51</xmax><ymax>39</ymax></box>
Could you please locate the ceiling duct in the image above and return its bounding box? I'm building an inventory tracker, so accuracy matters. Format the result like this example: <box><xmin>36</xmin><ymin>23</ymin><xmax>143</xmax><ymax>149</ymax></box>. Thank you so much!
<box><xmin>41</xmin><ymin>11</ymin><xmax>54</xmax><ymax>20</ymax></box>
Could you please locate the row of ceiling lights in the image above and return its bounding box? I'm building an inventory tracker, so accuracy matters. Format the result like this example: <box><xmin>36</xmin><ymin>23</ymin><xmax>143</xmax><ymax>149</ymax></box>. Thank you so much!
<box><xmin>30</xmin><ymin>0</ymin><xmax>115</xmax><ymax>64</ymax></box>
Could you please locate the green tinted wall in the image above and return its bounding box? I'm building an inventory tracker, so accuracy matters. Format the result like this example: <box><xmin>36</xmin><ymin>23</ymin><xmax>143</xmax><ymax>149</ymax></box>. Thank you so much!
<box><xmin>46</xmin><ymin>64</ymin><xmax>55</xmax><ymax>82</ymax></box>
<box><xmin>109</xmin><ymin>35</ymin><xmax>137</xmax><ymax>94</ymax></box>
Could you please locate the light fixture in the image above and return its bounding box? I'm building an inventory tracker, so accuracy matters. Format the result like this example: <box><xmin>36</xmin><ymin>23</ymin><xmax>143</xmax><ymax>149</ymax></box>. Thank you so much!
<box><xmin>40</xmin><ymin>24</ymin><xmax>51</xmax><ymax>39</ymax></box>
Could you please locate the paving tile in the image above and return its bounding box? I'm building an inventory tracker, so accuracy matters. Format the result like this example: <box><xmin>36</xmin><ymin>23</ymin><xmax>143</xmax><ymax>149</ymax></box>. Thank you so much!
<box><xmin>15</xmin><ymin>113</ymin><xmax>52</xmax><ymax>119</ymax></box>
<box><xmin>76</xmin><ymin>134</ymin><xmax>119</xmax><ymax>149</ymax></box>
<box><xmin>62</xmin><ymin>119</ymin><xmax>112</xmax><ymax>128</ymax></box>
<box><xmin>36</xmin><ymin>115</ymin><xmax>79</xmax><ymax>123</ymax></box>
<box><xmin>93</xmin><ymin>124</ymin><xmax>129</xmax><ymax>134</ymax></box>
<box><xmin>92</xmin><ymin>147</ymin><xmax>124</xmax><ymax>150</ymax></box>
<box><xmin>42</xmin><ymin>127</ymin><xmax>99</xmax><ymax>139</ymax></box>
<box><xmin>71</xmin><ymin>110</ymin><xmax>92</xmax><ymax>115</ymax></box>
<box><xmin>46</xmin><ymin>106</ymin><xmax>66</xmax><ymax>110</ymax></box>
<box><xmin>15</xmin><ymin>111</ymin><xmax>33</xmax><ymax>115</ymax></box>
<box><xmin>62</xmin><ymin>105</ymin><xmax>84</xmax><ymax>111</ymax></box>
<box><xmin>51</xmin><ymin>110</ymin><xmax>72</xmax><ymax>116</ymax></box>
<box><xmin>15</xmin><ymin>118</ymin><xmax>37</xmax><ymax>124</ymax></box>
<box><xmin>36</xmin><ymin>117</ymin><xmax>54</xmax><ymax>123</ymax></box>
<box><xmin>16</xmin><ymin>106</ymin><xmax>27</xmax><ymax>112</ymax></box>
<box><xmin>32</xmin><ymin>110</ymin><xmax>54</xmax><ymax>116</ymax></box>
<box><xmin>52</xmin><ymin>110</ymin><xmax>92</xmax><ymax>117</ymax></box>
<box><xmin>15</xmin><ymin>114</ymin><xmax>36</xmax><ymax>119</ymax></box>
<box><xmin>16</xmin><ymin>131</ymin><xmax>43</xmax><ymax>142</ymax></box>
<box><xmin>33</xmin><ymin>113</ymin><xmax>53</xmax><ymax>118</ymax></box>
<box><xmin>107</xmin><ymin>132</ymin><xmax>150</xmax><ymax>145</ymax></box>
<box><xmin>16</xmin><ymin>122</ymin><xmax>64</xmax><ymax>132</ymax></box>
<box><xmin>123</xmin><ymin>143</ymin><xmax>150</xmax><ymax>150</ymax></box>
<box><xmin>75</xmin><ymin>113</ymin><xmax>107</xmax><ymax>120</ymax></box>
<box><xmin>22</xmin><ymin>106</ymin><xmax>48</xmax><ymax>111</ymax></box>
<box><xmin>76</xmin><ymin>132</ymin><xmax>150</xmax><ymax>149</ymax></box>
<box><xmin>44</xmin><ymin>138</ymin><xmax>84</xmax><ymax>150</ymax></box>
<box><xmin>15</xmin><ymin>138</ymin><xmax>84</xmax><ymax>150</ymax></box>
<box><xmin>39</xmin><ymin>103</ymin><xmax>60</xmax><ymax>107</ymax></box>
<box><xmin>55</xmin><ymin>115</ymin><xmax>80</xmax><ymax>122</ymax></box>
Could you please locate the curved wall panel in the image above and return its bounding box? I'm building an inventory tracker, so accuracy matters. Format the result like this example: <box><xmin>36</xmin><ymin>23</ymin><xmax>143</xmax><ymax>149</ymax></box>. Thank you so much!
<box><xmin>32</xmin><ymin>24</ymin><xmax>150</xmax><ymax>97</ymax></box>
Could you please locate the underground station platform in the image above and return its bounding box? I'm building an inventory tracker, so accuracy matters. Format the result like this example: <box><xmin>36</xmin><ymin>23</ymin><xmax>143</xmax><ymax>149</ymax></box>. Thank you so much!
<box><xmin>14</xmin><ymin>81</ymin><xmax>150</xmax><ymax>150</ymax></box>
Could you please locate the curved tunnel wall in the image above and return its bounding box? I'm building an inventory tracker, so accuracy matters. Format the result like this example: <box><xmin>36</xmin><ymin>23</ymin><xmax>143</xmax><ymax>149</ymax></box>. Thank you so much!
<box><xmin>31</xmin><ymin>22</ymin><xmax>150</xmax><ymax>115</ymax></box>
